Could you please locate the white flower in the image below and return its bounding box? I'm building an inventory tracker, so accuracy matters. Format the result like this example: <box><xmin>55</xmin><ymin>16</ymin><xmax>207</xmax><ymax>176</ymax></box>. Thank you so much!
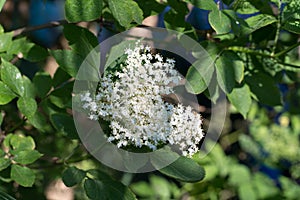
<box><xmin>168</xmin><ymin>104</ymin><xmax>204</xmax><ymax>156</ymax></box>
<box><xmin>80</xmin><ymin>42</ymin><xmax>204</xmax><ymax>156</ymax></box>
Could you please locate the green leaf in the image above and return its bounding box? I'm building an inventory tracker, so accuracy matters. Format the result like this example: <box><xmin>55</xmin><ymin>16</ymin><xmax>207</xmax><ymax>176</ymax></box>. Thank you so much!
<box><xmin>209</xmin><ymin>10</ymin><xmax>231</xmax><ymax>34</ymax></box>
<box><xmin>102</xmin><ymin>179</ymin><xmax>136</xmax><ymax>200</ymax></box>
<box><xmin>253</xmin><ymin>173</ymin><xmax>280</xmax><ymax>199</ymax></box>
<box><xmin>63</xmin><ymin>24</ymin><xmax>98</xmax><ymax>57</ymax></box>
<box><xmin>63</xmin><ymin>25</ymin><xmax>100</xmax><ymax>77</ymax></box>
<box><xmin>104</xmin><ymin>40</ymin><xmax>136</xmax><ymax>71</ymax></box>
<box><xmin>84</xmin><ymin>179</ymin><xmax>105</xmax><ymax>200</ymax></box>
<box><xmin>49</xmin><ymin>81</ymin><xmax>73</xmax><ymax>109</ymax></box>
<box><xmin>215</xmin><ymin>51</ymin><xmax>244</xmax><ymax>93</ymax></box>
<box><xmin>228</xmin><ymin>84</ymin><xmax>252</xmax><ymax>118</ymax></box>
<box><xmin>8</xmin><ymin>38</ymin><xmax>49</xmax><ymax>62</ymax></box>
<box><xmin>10</xmin><ymin>135</ymin><xmax>35</xmax><ymax>151</ymax></box>
<box><xmin>17</xmin><ymin>97</ymin><xmax>37</xmax><ymax>118</ymax></box>
<box><xmin>245</xmin><ymin>72</ymin><xmax>282</xmax><ymax>106</ymax></box>
<box><xmin>238</xmin><ymin>184</ymin><xmax>257</xmax><ymax>200</ymax></box>
<box><xmin>222</xmin><ymin>10</ymin><xmax>249</xmax><ymax>36</ymax></box>
<box><xmin>185</xmin><ymin>58</ymin><xmax>215</xmax><ymax>94</ymax></box>
<box><xmin>215</xmin><ymin>53</ymin><xmax>236</xmax><ymax>93</ymax></box>
<box><xmin>50</xmin><ymin>113</ymin><xmax>78</xmax><ymax>139</ymax></box>
<box><xmin>130</xmin><ymin>181</ymin><xmax>154</xmax><ymax>197</ymax></box>
<box><xmin>0</xmin><ymin>0</ymin><xmax>5</xmax><ymax>12</ymax></box>
<box><xmin>149</xmin><ymin>175</ymin><xmax>171</xmax><ymax>199</ymax></box>
<box><xmin>62</xmin><ymin>166</ymin><xmax>86</xmax><ymax>187</ymax></box>
<box><xmin>51</xmin><ymin>50</ymin><xmax>83</xmax><ymax>77</ymax></box>
<box><xmin>108</xmin><ymin>0</ymin><xmax>143</xmax><ymax>28</ymax></box>
<box><xmin>135</xmin><ymin>0</ymin><xmax>166</xmax><ymax>17</ymax></box>
<box><xmin>244</xmin><ymin>14</ymin><xmax>277</xmax><ymax>34</ymax></box>
<box><xmin>279</xmin><ymin>176</ymin><xmax>300</xmax><ymax>199</ymax></box>
<box><xmin>0</xmin><ymin>81</ymin><xmax>17</xmax><ymax>105</ymax></box>
<box><xmin>3</xmin><ymin>134</ymin><xmax>13</xmax><ymax>149</ymax></box>
<box><xmin>85</xmin><ymin>170</ymin><xmax>136</xmax><ymax>200</ymax></box>
<box><xmin>283</xmin><ymin>18</ymin><xmax>300</xmax><ymax>34</ymax></box>
<box><xmin>84</xmin><ymin>178</ymin><xmax>137</xmax><ymax>200</ymax></box>
<box><xmin>228</xmin><ymin>165</ymin><xmax>251</xmax><ymax>186</ymax></box>
<box><xmin>0</xmin><ymin>32</ymin><xmax>13</xmax><ymax>52</ymax></box>
<box><xmin>23</xmin><ymin>44</ymin><xmax>49</xmax><ymax>62</ymax></box>
<box><xmin>0</xmin><ymin>59</ymin><xmax>24</xmax><ymax>96</ymax></box>
<box><xmin>249</xmin><ymin>0</ymin><xmax>274</xmax><ymax>15</ymax></box>
<box><xmin>52</xmin><ymin>67</ymin><xmax>72</xmax><ymax>88</ymax></box>
<box><xmin>0</xmin><ymin>158</ymin><xmax>11</xmax><ymax>171</ymax></box>
<box><xmin>11</xmin><ymin>165</ymin><xmax>35</xmax><ymax>187</ymax></box>
<box><xmin>185</xmin><ymin>0</ymin><xmax>218</xmax><ymax>10</ymax></box>
<box><xmin>33</xmin><ymin>72</ymin><xmax>52</xmax><ymax>98</ymax></box>
<box><xmin>27</xmin><ymin>112</ymin><xmax>47</xmax><ymax>132</ymax></box>
<box><xmin>238</xmin><ymin>135</ymin><xmax>261</xmax><ymax>159</ymax></box>
<box><xmin>163</xmin><ymin>0</ymin><xmax>190</xmax><ymax>32</ymax></box>
<box><xmin>65</xmin><ymin>0</ymin><xmax>102</xmax><ymax>23</ymax></box>
<box><xmin>152</xmin><ymin>156</ymin><xmax>205</xmax><ymax>182</ymax></box>
<box><xmin>22</xmin><ymin>76</ymin><xmax>36</xmax><ymax>98</ymax></box>
<box><xmin>12</xmin><ymin>150</ymin><xmax>42</xmax><ymax>165</ymax></box>
<box><xmin>87</xmin><ymin>169</ymin><xmax>113</xmax><ymax>181</ymax></box>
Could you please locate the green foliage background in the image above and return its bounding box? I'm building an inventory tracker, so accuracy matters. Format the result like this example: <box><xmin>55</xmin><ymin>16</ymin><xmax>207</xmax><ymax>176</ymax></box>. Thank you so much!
<box><xmin>0</xmin><ymin>0</ymin><xmax>299</xmax><ymax>199</ymax></box>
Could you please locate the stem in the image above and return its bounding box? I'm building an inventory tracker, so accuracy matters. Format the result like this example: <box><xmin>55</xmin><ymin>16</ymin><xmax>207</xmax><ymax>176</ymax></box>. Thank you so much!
<box><xmin>31</xmin><ymin>154</ymin><xmax>91</xmax><ymax>169</ymax></box>
<box><xmin>271</xmin><ymin>0</ymin><xmax>282</xmax><ymax>56</ymax></box>
<box><xmin>13</xmin><ymin>20</ymin><xmax>68</xmax><ymax>37</ymax></box>
<box><xmin>277</xmin><ymin>61</ymin><xmax>300</xmax><ymax>69</ymax></box>
<box><xmin>226</xmin><ymin>46</ymin><xmax>272</xmax><ymax>57</ymax></box>
<box><xmin>12</xmin><ymin>19</ymin><xmax>115</xmax><ymax>38</ymax></box>
<box><xmin>274</xmin><ymin>41</ymin><xmax>300</xmax><ymax>57</ymax></box>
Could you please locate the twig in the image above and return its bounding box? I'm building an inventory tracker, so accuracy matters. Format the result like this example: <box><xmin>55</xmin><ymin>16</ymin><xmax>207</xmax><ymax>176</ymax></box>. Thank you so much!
<box><xmin>12</xmin><ymin>18</ymin><xmax>116</xmax><ymax>38</ymax></box>
<box><xmin>271</xmin><ymin>0</ymin><xmax>282</xmax><ymax>56</ymax></box>
<box><xmin>274</xmin><ymin>41</ymin><xmax>300</xmax><ymax>57</ymax></box>
<box><xmin>13</xmin><ymin>20</ymin><xmax>68</xmax><ymax>37</ymax></box>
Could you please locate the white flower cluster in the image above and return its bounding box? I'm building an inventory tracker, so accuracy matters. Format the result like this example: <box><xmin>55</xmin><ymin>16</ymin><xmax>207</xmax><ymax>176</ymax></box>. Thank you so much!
<box><xmin>81</xmin><ymin>42</ymin><xmax>204</xmax><ymax>156</ymax></box>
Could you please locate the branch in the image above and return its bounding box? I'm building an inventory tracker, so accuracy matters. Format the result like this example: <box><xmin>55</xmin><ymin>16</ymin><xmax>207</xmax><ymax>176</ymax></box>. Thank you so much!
<box><xmin>226</xmin><ymin>46</ymin><xmax>273</xmax><ymax>57</ymax></box>
<box><xmin>12</xmin><ymin>19</ymin><xmax>116</xmax><ymax>38</ymax></box>
<box><xmin>271</xmin><ymin>0</ymin><xmax>282</xmax><ymax>56</ymax></box>
<box><xmin>274</xmin><ymin>41</ymin><xmax>300</xmax><ymax>57</ymax></box>
<box><xmin>13</xmin><ymin>20</ymin><xmax>68</xmax><ymax>37</ymax></box>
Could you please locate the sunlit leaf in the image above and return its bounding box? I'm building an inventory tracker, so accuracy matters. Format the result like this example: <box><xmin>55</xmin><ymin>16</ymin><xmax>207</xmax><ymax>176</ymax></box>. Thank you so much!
<box><xmin>108</xmin><ymin>0</ymin><xmax>143</xmax><ymax>28</ymax></box>
<box><xmin>10</xmin><ymin>135</ymin><xmax>35</xmax><ymax>151</ymax></box>
<box><xmin>0</xmin><ymin>0</ymin><xmax>5</xmax><ymax>12</ymax></box>
<box><xmin>12</xmin><ymin>150</ymin><xmax>42</xmax><ymax>165</ymax></box>
<box><xmin>65</xmin><ymin>0</ymin><xmax>102</xmax><ymax>22</ymax></box>
<box><xmin>0</xmin><ymin>81</ymin><xmax>17</xmax><ymax>105</ymax></box>
<box><xmin>11</xmin><ymin>165</ymin><xmax>35</xmax><ymax>187</ymax></box>
<box><xmin>17</xmin><ymin>97</ymin><xmax>37</xmax><ymax>118</ymax></box>
<box><xmin>0</xmin><ymin>32</ymin><xmax>13</xmax><ymax>52</ymax></box>
<box><xmin>0</xmin><ymin>59</ymin><xmax>24</xmax><ymax>96</ymax></box>
<box><xmin>228</xmin><ymin>84</ymin><xmax>252</xmax><ymax>118</ymax></box>
<box><xmin>51</xmin><ymin>50</ymin><xmax>83</xmax><ymax>77</ymax></box>
<box><xmin>209</xmin><ymin>10</ymin><xmax>231</xmax><ymax>34</ymax></box>
<box><xmin>0</xmin><ymin>158</ymin><xmax>11</xmax><ymax>171</ymax></box>
<box><xmin>185</xmin><ymin>0</ymin><xmax>217</xmax><ymax>10</ymax></box>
